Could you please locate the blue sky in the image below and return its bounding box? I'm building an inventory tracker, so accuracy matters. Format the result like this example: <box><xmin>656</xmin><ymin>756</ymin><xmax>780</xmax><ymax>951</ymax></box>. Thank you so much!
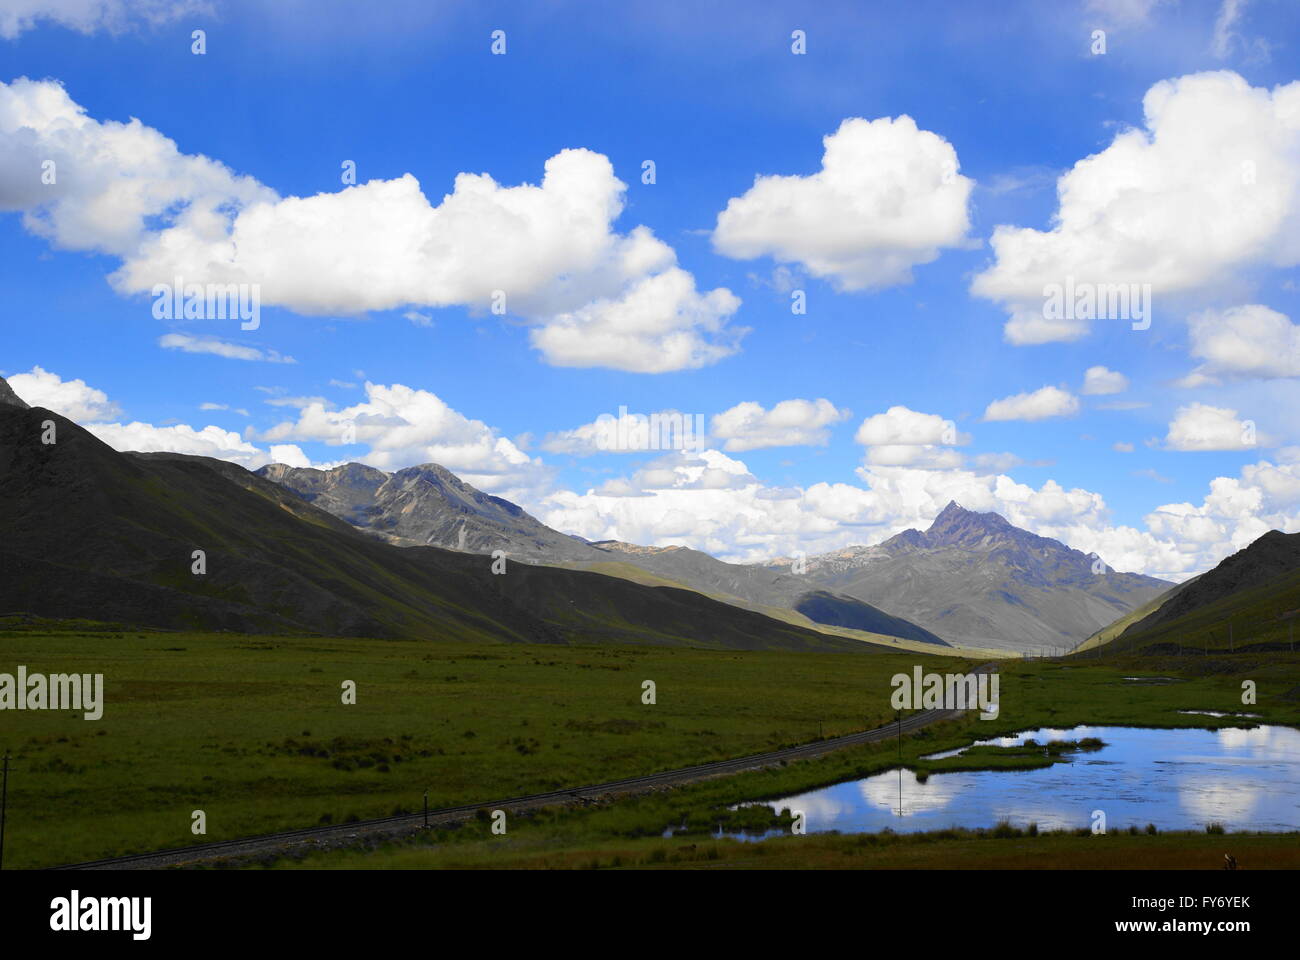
<box><xmin>2</xmin><ymin>0</ymin><xmax>1299</xmax><ymax>579</ymax></box>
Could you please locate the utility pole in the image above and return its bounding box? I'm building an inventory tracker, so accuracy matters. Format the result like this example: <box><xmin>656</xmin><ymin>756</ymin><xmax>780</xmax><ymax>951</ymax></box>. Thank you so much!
<box><xmin>896</xmin><ymin>710</ymin><xmax>903</xmax><ymax>819</ymax></box>
<box><xmin>1</xmin><ymin>754</ymin><xmax>9</xmax><ymax>871</ymax></box>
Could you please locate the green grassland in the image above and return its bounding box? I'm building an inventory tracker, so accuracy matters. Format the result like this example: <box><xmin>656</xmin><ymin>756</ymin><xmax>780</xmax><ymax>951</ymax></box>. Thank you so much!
<box><xmin>0</xmin><ymin>622</ymin><xmax>964</xmax><ymax>869</ymax></box>
<box><xmin>273</xmin><ymin>825</ymin><xmax>1300</xmax><ymax>871</ymax></box>
<box><xmin>266</xmin><ymin>650</ymin><xmax>1300</xmax><ymax>870</ymax></box>
<box><xmin>2</xmin><ymin>621</ymin><xmax>1298</xmax><ymax>870</ymax></box>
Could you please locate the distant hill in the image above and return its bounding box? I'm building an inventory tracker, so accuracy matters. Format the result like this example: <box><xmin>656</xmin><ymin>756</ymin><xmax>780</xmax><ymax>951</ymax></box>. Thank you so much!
<box><xmin>259</xmin><ymin>461</ymin><xmax>947</xmax><ymax>647</ymax></box>
<box><xmin>574</xmin><ymin>502</ymin><xmax>1169</xmax><ymax>652</ymax></box>
<box><xmin>256</xmin><ymin>461</ymin><xmax>1169</xmax><ymax>652</ymax></box>
<box><xmin>1108</xmin><ymin>529</ymin><xmax>1300</xmax><ymax>653</ymax></box>
<box><xmin>769</xmin><ymin>502</ymin><xmax>1173</xmax><ymax>653</ymax></box>
<box><xmin>567</xmin><ymin>541</ymin><xmax>948</xmax><ymax>647</ymax></box>
<box><xmin>792</xmin><ymin>590</ymin><xmax>949</xmax><ymax>645</ymax></box>
<box><xmin>1124</xmin><ymin>530</ymin><xmax>1300</xmax><ymax>634</ymax></box>
<box><xmin>257</xmin><ymin>462</ymin><xmax>607</xmax><ymax>562</ymax></box>
<box><xmin>0</xmin><ymin>380</ymin><xmax>887</xmax><ymax>653</ymax></box>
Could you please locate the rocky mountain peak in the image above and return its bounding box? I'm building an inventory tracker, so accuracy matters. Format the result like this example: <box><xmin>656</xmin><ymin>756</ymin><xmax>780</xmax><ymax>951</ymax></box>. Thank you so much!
<box><xmin>395</xmin><ymin>462</ymin><xmax>462</xmax><ymax>487</ymax></box>
<box><xmin>330</xmin><ymin>461</ymin><xmax>390</xmax><ymax>485</ymax></box>
<box><xmin>260</xmin><ymin>458</ymin><xmax>594</xmax><ymax>559</ymax></box>
<box><xmin>593</xmin><ymin>541</ymin><xmax>685</xmax><ymax>556</ymax></box>
<box><xmin>256</xmin><ymin>462</ymin><xmax>295</xmax><ymax>483</ymax></box>
<box><xmin>923</xmin><ymin>501</ymin><xmax>1018</xmax><ymax>548</ymax></box>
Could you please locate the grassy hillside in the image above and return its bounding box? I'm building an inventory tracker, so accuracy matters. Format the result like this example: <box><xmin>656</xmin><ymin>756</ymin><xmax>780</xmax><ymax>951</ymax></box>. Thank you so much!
<box><xmin>1108</xmin><ymin>564</ymin><xmax>1300</xmax><ymax>654</ymax></box>
<box><xmin>1086</xmin><ymin>530</ymin><xmax>1300</xmax><ymax>656</ymax></box>
<box><xmin>1074</xmin><ymin>580</ymin><xmax>1187</xmax><ymax>653</ymax></box>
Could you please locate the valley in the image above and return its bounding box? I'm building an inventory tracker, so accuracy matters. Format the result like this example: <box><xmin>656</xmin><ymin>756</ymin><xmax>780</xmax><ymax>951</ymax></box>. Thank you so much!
<box><xmin>2</xmin><ymin>375</ymin><xmax>1299</xmax><ymax>874</ymax></box>
<box><xmin>4</xmin><ymin>0</ymin><xmax>1299</xmax><ymax>931</ymax></box>
<box><xmin>2</xmin><ymin>619</ymin><xmax>1296</xmax><ymax>870</ymax></box>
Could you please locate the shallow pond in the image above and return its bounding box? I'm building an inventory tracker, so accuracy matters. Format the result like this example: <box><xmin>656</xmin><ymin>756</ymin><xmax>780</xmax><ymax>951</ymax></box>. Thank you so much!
<box><xmin>738</xmin><ymin>724</ymin><xmax>1300</xmax><ymax>837</ymax></box>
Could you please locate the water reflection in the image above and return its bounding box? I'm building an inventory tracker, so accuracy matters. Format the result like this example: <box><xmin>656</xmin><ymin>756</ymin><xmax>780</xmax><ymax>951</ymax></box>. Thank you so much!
<box><xmin>748</xmin><ymin>725</ymin><xmax>1300</xmax><ymax>836</ymax></box>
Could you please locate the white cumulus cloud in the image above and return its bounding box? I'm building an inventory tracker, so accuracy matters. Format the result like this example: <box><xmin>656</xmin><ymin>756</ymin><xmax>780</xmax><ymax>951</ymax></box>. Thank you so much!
<box><xmin>1082</xmin><ymin>365</ymin><xmax>1129</xmax><ymax>395</ymax></box>
<box><xmin>542</xmin><ymin>408</ymin><xmax>706</xmax><ymax>456</ymax></box>
<box><xmin>854</xmin><ymin>405</ymin><xmax>967</xmax><ymax>468</ymax></box>
<box><xmin>855</xmin><ymin>405</ymin><xmax>962</xmax><ymax>446</ymax></box>
<box><xmin>1183</xmin><ymin>304</ymin><xmax>1300</xmax><ymax>383</ymax></box>
<box><xmin>0</xmin><ymin>78</ymin><xmax>740</xmax><ymax>374</ymax></box>
<box><xmin>983</xmin><ymin>386</ymin><xmax>1080</xmax><ymax>422</ymax></box>
<box><xmin>712</xmin><ymin>115</ymin><xmax>973</xmax><ymax>291</ymax></box>
<box><xmin>259</xmin><ymin>380</ymin><xmax>552</xmax><ymax>501</ymax></box>
<box><xmin>7</xmin><ymin>365</ymin><xmax>121</xmax><ymax>421</ymax></box>
<box><xmin>972</xmin><ymin>72</ymin><xmax>1300</xmax><ymax>344</ymax></box>
<box><xmin>540</xmin><ymin>449</ymin><xmax>1197</xmax><ymax>579</ymax></box>
<box><xmin>86</xmin><ymin>421</ymin><xmax>272</xmax><ymax>468</ymax></box>
<box><xmin>711</xmin><ymin>398</ymin><xmax>849</xmax><ymax>452</ymax></box>
<box><xmin>1165</xmin><ymin>402</ymin><xmax>1268</xmax><ymax>451</ymax></box>
<box><xmin>267</xmin><ymin>443</ymin><xmax>312</xmax><ymax>469</ymax></box>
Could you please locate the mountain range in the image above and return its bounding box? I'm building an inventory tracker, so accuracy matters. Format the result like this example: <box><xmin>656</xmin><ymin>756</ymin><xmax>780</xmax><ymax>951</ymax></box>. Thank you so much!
<box><xmin>0</xmin><ymin>372</ymin><xmax>1190</xmax><ymax>654</ymax></box>
<box><xmin>257</xmin><ymin>461</ymin><xmax>1173</xmax><ymax>653</ymax></box>
<box><xmin>0</xmin><ymin>379</ymin><xmax>887</xmax><ymax>653</ymax></box>
<box><xmin>257</xmin><ymin>461</ymin><xmax>603</xmax><ymax>561</ymax></box>
<box><xmin>257</xmin><ymin>462</ymin><xmax>948</xmax><ymax>647</ymax></box>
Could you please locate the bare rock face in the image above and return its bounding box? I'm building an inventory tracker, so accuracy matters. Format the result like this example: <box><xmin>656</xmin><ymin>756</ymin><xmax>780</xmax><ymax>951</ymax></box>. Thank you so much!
<box><xmin>590</xmin><ymin>541</ymin><xmax>684</xmax><ymax>557</ymax></box>
<box><xmin>255</xmin><ymin>461</ymin><xmax>607</xmax><ymax>562</ymax></box>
